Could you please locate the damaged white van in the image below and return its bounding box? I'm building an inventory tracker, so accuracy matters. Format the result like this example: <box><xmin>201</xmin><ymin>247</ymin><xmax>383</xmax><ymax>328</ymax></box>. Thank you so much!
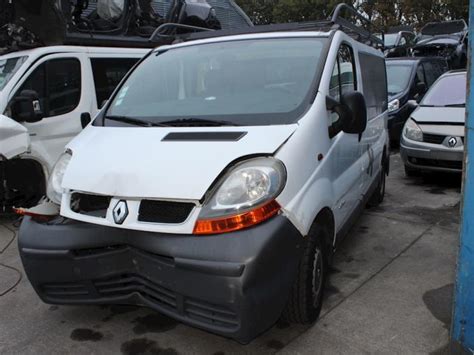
<box><xmin>0</xmin><ymin>46</ymin><xmax>147</xmax><ymax>211</ymax></box>
<box><xmin>19</xmin><ymin>5</ymin><xmax>389</xmax><ymax>343</ymax></box>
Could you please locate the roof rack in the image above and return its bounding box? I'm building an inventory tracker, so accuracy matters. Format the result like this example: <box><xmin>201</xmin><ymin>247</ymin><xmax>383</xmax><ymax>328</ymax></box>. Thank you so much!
<box><xmin>149</xmin><ymin>3</ymin><xmax>384</xmax><ymax>50</ymax></box>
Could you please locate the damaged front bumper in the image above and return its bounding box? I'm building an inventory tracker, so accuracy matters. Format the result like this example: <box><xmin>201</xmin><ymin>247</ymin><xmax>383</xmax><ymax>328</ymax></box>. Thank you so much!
<box><xmin>18</xmin><ymin>214</ymin><xmax>303</xmax><ymax>343</ymax></box>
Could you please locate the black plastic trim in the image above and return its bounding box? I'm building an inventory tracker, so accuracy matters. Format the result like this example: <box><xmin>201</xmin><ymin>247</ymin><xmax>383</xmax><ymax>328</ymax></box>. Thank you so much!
<box><xmin>162</xmin><ymin>132</ymin><xmax>247</xmax><ymax>142</ymax></box>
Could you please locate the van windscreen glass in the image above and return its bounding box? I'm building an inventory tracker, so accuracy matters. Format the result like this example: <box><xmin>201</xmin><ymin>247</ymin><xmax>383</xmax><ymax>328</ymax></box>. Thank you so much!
<box><xmin>104</xmin><ymin>38</ymin><xmax>326</xmax><ymax>126</ymax></box>
<box><xmin>386</xmin><ymin>63</ymin><xmax>413</xmax><ymax>96</ymax></box>
<box><xmin>0</xmin><ymin>56</ymin><xmax>28</xmax><ymax>91</ymax></box>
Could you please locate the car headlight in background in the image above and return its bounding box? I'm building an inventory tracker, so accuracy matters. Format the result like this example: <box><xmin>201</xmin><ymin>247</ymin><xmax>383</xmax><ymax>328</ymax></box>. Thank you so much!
<box><xmin>403</xmin><ymin>118</ymin><xmax>423</xmax><ymax>142</ymax></box>
<box><xmin>47</xmin><ymin>151</ymin><xmax>72</xmax><ymax>205</ymax></box>
<box><xmin>193</xmin><ymin>157</ymin><xmax>286</xmax><ymax>235</ymax></box>
<box><xmin>388</xmin><ymin>99</ymin><xmax>400</xmax><ymax>113</ymax></box>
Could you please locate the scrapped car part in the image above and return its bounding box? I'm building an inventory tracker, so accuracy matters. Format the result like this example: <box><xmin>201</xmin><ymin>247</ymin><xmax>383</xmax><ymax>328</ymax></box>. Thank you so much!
<box><xmin>0</xmin><ymin>0</ymin><xmax>252</xmax><ymax>54</ymax></box>
<box><xmin>413</xmin><ymin>20</ymin><xmax>468</xmax><ymax>69</ymax></box>
<box><xmin>384</xmin><ymin>26</ymin><xmax>416</xmax><ymax>58</ymax></box>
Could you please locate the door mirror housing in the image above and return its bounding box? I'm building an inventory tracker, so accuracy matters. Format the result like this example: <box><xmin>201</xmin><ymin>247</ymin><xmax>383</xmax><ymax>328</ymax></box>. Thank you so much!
<box><xmin>80</xmin><ymin>112</ymin><xmax>92</xmax><ymax>129</ymax></box>
<box><xmin>11</xmin><ymin>90</ymin><xmax>44</xmax><ymax>123</ymax></box>
<box><xmin>326</xmin><ymin>92</ymin><xmax>367</xmax><ymax>136</ymax></box>
<box><xmin>416</xmin><ymin>81</ymin><xmax>427</xmax><ymax>96</ymax></box>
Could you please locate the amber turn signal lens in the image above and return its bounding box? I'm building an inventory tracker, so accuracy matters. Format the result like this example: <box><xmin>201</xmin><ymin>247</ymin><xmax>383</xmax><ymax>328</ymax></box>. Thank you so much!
<box><xmin>13</xmin><ymin>208</ymin><xmax>54</xmax><ymax>222</ymax></box>
<box><xmin>193</xmin><ymin>200</ymin><xmax>281</xmax><ymax>235</ymax></box>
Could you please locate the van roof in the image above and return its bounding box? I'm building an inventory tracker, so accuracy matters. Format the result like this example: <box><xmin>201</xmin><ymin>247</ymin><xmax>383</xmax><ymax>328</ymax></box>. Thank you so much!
<box><xmin>0</xmin><ymin>46</ymin><xmax>150</xmax><ymax>59</ymax></box>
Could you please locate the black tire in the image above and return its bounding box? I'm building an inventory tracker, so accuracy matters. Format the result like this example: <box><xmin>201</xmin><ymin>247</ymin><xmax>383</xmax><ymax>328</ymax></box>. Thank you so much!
<box><xmin>367</xmin><ymin>167</ymin><xmax>386</xmax><ymax>208</ymax></box>
<box><xmin>404</xmin><ymin>165</ymin><xmax>418</xmax><ymax>177</ymax></box>
<box><xmin>282</xmin><ymin>224</ymin><xmax>327</xmax><ymax>324</ymax></box>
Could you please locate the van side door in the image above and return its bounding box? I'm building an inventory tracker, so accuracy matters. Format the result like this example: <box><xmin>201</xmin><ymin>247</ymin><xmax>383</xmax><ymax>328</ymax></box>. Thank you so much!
<box><xmin>357</xmin><ymin>52</ymin><xmax>388</xmax><ymax>196</ymax></box>
<box><xmin>7</xmin><ymin>53</ymin><xmax>89</xmax><ymax>170</ymax></box>
<box><xmin>327</xmin><ymin>43</ymin><xmax>364</xmax><ymax>228</ymax></box>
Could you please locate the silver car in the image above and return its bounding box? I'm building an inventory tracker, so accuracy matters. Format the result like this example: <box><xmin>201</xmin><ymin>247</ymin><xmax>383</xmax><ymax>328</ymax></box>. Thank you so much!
<box><xmin>400</xmin><ymin>70</ymin><xmax>466</xmax><ymax>175</ymax></box>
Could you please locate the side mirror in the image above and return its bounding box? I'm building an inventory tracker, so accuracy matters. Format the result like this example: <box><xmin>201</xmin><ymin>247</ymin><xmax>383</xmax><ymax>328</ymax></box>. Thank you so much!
<box><xmin>80</xmin><ymin>112</ymin><xmax>91</xmax><ymax>129</ymax></box>
<box><xmin>11</xmin><ymin>90</ymin><xmax>44</xmax><ymax>123</ymax></box>
<box><xmin>407</xmin><ymin>100</ymin><xmax>418</xmax><ymax>110</ymax></box>
<box><xmin>416</xmin><ymin>81</ymin><xmax>427</xmax><ymax>95</ymax></box>
<box><xmin>326</xmin><ymin>91</ymin><xmax>367</xmax><ymax>137</ymax></box>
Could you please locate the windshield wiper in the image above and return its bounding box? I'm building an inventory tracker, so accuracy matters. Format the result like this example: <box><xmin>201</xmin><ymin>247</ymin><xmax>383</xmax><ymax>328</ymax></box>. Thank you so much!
<box><xmin>443</xmin><ymin>103</ymin><xmax>465</xmax><ymax>107</ymax></box>
<box><xmin>159</xmin><ymin>118</ymin><xmax>240</xmax><ymax>127</ymax></box>
<box><xmin>104</xmin><ymin>115</ymin><xmax>168</xmax><ymax>127</ymax></box>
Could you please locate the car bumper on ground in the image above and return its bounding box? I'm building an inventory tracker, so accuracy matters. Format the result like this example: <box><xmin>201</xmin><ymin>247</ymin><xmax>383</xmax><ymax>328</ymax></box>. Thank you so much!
<box><xmin>18</xmin><ymin>214</ymin><xmax>304</xmax><ymax>343</ymax></box>
<box><xmin>400</xmin><ymin>136</ymin><xmax>464</xmax><ymax>173</ymax></box>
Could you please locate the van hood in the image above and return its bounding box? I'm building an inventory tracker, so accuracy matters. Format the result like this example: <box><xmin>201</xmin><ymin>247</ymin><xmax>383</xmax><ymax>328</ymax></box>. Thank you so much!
<box><xmin>0</xmin><ymin>115</ymin><xmax>29</xmax><ymax>159</ymax></box>
<box><xmin>412</xmin><ymin>106</ymin><xmax>465</xmax><ymax>124</ymax></box>
<box><xmin>63</xmin><ymin>125</ymin><xmax>297</xmax><ymax>200</ymax></box>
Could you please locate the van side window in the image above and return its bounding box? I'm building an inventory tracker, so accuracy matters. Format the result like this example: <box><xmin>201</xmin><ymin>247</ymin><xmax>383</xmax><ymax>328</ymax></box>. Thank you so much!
<box><xmin>358</xmin><ymin>53</ymin><xmax>387</xmax><ymax>119</ymax></box>
<box><xmin>91</xmin><ymin>58</ymin><xmax>138</xmax><ymax>108</ymax></box>
<box><xmin>328</xmin><ymin>44</ymin><xmax>356</xmax><ymax>137</ymax></box>
<box><xmin>12</xmin><ymin>58</ymin><xmax>81</xmax><ymax>118</ymax></box>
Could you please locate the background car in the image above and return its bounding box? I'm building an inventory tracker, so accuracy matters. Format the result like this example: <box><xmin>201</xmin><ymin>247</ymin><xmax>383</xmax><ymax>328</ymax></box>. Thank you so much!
<box><xmin>413</xmin><ymin>20</ymin><xmax>468</xmax><ymax>69</ymax></box>
<box><xmin>400</xmin><ymin>70</ymin><xmax>466</xmax><ymax>175</ymax></box>
<box><xmin>384</xmin><ymin>26</ymin><xmax>416</xmax><ymax>58</ymax></box>
<box><xmin>386</xmin><ymin>57</ymin><xmax>449</xmax><ymax>145</ymax></box>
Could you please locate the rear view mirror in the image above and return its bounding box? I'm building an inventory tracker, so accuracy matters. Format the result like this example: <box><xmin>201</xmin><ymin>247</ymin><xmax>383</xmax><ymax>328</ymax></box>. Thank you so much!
<box><xmin>407</xmin><ymin>100</ymin><xmax>418</xmax><ymax>110</ymax></box>
<box><xmin>11</xmin><ymin>90</ymin><xmax>44</xmax><ymax>123</ymax></box>
<box><xmin>327</xmin><ymin>92</ymin><xmax>367</xmax><ymax>136</ymax></box>
<box><xmin>81</xmin><ymin>112</ymin><xmax>92</xmax><ymax>129</ymax></box>
<box><xmin>416</xmin><ymin>82</ymin><xmax>427</xmax><ymax>95</ymax></box>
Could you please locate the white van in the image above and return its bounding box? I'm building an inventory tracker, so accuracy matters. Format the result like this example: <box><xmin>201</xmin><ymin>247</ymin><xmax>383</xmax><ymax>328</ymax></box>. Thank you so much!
<box><xmin>19</xmin><ymin>5</ymin><xmax>389</xmax><ymax>343</ymax></box>
<box><xmin>0</xmin><ymin>46</ymin><xmax>148</xmax><ymax>211</ymax></box>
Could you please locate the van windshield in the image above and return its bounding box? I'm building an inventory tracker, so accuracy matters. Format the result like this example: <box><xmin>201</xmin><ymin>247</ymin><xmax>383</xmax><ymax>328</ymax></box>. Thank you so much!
<box><xmin>105</xmin><ymin>38</ymin><xmax>326</xmax><ymax>126</ymax></box>
<box><xmin>386</xmin><ymin>63</ymin><xmax>413</xmax><ymax>96</ymax></box>
<box><xmin>0</xmin><ymin>56</ymin><xmax>28</xmax><ymax>91</ymax></box>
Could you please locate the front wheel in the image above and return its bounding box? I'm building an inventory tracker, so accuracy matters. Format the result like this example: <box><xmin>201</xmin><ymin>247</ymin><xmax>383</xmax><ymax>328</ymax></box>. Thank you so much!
<box><xmin>282</xmin><ymin>224</ymin><xmax>327</xmax><ymax>324</ymax></box>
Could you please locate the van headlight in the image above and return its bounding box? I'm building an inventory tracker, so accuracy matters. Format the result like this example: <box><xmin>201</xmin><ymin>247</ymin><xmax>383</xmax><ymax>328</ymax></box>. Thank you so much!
<box><xmin>193</xmin><ymin>157</ymin><xmax>286</xmax><ymax>235</ymax></box>
<box><xmin>403</xmin><ymin>118</ymin><xmax>423</xmax><ymax>142</ymax></box>
<box><xmin>388</xmin><ymin>99</ymin><xmax>400</xmax><ymax>112</ymax></box>
<box><xmin>47</xmin><ymin>151</ymin><xmax>72</xmax><ymax>205</ymax></box>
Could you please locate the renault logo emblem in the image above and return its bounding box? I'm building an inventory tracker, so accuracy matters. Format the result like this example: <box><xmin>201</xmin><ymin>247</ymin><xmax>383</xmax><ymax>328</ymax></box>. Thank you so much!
<box><xmin>448</xmin><ymin>137</ymin><xmax>458</xmax><ymax>148</ymax></box>
<box><xmin>112</xmin><ymin>200</ymin><xmax>128</xmax><ymax>225</ymax></box>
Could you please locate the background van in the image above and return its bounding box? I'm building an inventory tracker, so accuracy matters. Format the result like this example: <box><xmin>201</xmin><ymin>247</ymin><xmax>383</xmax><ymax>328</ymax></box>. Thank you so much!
<box><xmin>0</xmin><ymin>46</ymin><xmax>148</xmax><ymax>211</ymax></box>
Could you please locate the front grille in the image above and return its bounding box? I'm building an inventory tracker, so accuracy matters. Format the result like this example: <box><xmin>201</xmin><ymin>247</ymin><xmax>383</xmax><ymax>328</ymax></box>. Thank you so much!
<box><xmin>423</xmin><ymin>133</ymin><xmax>446</xmax><ymax>144</ymax></box>
<box><xmin>41</xmin><ymin>282</ymin><xmax>89</xmax><ymax>299</ymax></box>
<box><xmin>71</xmin><ymin>192</ymin><xmax>111</xmax><ymax>218</ymax></box>
<box><xmin>409</xmin><ymin>157</ymin><xmax>463</xmax><ymax>170</ymax></box>
<box><xmin>138</xmin><ymin>200</ymin><xmax>195</xmax><ymax>223</ymax></box>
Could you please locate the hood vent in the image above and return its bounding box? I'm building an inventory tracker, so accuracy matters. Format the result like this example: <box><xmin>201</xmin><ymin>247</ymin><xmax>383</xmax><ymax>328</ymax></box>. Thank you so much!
<box><xmin>162</xmin><ymin>132</ymin><xmax>247</xmax><ymax>142</ymax></box>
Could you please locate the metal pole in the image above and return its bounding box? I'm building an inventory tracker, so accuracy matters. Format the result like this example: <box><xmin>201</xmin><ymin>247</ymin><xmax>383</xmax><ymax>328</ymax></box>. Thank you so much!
<box><xmin>452</xmin><ymin>0</ymin><xmax>474</xmax><ymax>351</ymax></box>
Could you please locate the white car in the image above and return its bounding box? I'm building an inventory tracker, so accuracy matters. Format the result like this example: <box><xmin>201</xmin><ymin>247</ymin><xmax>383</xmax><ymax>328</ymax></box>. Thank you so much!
<box><xmin>19</xmin><ymin>5</ymin><xmax>389</xmax><ymax>343</ymax></box>
<box><xmin>0</xmin><ymin>46</ymin><xmax>149</xmax><ymax>211</ymax></box>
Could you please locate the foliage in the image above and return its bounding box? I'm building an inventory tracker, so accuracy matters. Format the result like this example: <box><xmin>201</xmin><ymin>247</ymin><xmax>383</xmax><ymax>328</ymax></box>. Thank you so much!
<box><xmin>237</xmin><ymin>0</ymin><xmax>469</xmax><ymax>29</ymax></box>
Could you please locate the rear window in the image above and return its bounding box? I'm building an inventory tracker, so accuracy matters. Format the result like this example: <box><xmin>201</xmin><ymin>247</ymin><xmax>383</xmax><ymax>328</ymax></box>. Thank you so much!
<box><xmin>421</xmin><ymin>73</ymin><xmax>466</xmax><ymax>107</ymax></box>
<box><xmin>359</xmin><ymin>52</ymin><xmax>388</xmax><ymax>118</ymax></box>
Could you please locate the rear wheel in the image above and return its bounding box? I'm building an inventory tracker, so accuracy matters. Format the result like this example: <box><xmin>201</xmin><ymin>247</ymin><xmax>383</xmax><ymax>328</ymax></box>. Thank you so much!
<box><xmin>282</xmin><ymin>224</ymin><xmax>327</xmax><ymax>324</ymax></box>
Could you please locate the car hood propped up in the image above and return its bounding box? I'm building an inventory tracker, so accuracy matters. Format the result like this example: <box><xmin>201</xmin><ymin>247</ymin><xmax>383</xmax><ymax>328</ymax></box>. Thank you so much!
<box><xmin>63</xmin><ymin>125</ymin><xmax>297</xmax><ymax>200</ymax></box>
